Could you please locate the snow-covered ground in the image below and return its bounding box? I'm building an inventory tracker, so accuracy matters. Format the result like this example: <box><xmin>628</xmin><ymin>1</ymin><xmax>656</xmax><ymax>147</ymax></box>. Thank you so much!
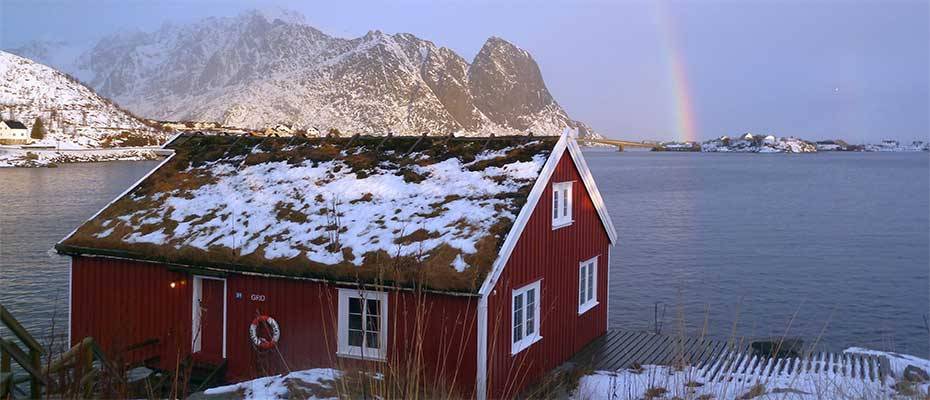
<box><xmin>204</xmin><ymin>368</ymin><xmax>340</xmax><ymax>400</ymax></box>
<box><xmin>192</xmin><ymin>348</ymin><xmax>929</xmax><ymax>399</ymax></box>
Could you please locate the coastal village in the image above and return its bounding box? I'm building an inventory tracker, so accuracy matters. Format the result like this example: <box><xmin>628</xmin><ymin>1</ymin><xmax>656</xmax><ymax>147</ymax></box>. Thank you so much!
<box><xmin>0</xmin><ymin>4</ymin><xmax>928</xmax><ymax>399</ymax></box>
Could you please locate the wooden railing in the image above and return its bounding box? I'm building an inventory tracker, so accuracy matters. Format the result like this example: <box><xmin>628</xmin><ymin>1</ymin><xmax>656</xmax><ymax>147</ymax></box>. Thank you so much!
<box><xmin>1</xmin><ymin>303</ymin><xmax>165</xmax><ymax>398</ymax></box>
<box><xmin>0</xmin><ymin>303</ymin><xmax>46</xmax><ymax>398</ymax></box>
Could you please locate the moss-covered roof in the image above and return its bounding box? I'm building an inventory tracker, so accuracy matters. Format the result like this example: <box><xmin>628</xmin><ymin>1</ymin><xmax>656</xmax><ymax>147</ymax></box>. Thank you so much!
<box><xmin>57</xmin><ymin>134</ymin><xmax>557</xmax><ymax>293</ymax></box>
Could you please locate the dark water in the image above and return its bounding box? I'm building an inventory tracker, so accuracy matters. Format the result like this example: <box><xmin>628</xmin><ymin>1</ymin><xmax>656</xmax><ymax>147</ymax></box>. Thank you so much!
<box><xmin>587</xmin><ymin>151</ymin><xmax>930</xmax><ymax>357</ymax></box>
<box><xmin>0</xmin><ymin>153</ymin><xmax>928</xmax><ymax>357</ymax></box>
<box><xmin>0</xmin><ymin>161</ymin><xmax>160</xmax><ymax>345</ymax></box>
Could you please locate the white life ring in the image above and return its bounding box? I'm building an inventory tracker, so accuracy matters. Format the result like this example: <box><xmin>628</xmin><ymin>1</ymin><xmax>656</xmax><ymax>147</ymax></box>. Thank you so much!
<box><xmin>249</xmin><ymin>315</ymin><xmax>281</xmax><ymax>350</ymax></box>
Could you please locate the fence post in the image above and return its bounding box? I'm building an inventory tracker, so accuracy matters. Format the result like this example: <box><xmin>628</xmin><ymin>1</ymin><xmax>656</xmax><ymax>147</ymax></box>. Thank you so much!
<box><xmin>29</xmin><ymin>348</ymin><xmax>41</xmax><ymax>399</ymax></box>
<box><xmin>1</xmin><ymin>345</ymin><xmax>10</xmax><ymax>396</ymax></box>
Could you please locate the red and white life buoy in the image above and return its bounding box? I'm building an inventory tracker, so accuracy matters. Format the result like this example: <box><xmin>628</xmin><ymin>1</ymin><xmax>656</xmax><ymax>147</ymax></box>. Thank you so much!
<box><xmin>249</xmin><ymin>315</ymin><xmax>281</xmax><ymax>350</ymax></box>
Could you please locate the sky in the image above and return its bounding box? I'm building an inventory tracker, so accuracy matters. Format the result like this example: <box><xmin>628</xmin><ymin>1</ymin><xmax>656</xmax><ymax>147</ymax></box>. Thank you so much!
<box><xmin>1</xmin><ymin>0</ymin><xmax>928</xmax><ymax>142</ymax></box>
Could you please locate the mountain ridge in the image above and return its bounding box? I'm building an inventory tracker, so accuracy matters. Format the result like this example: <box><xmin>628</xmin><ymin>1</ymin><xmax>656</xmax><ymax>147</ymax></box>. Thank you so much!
<box><xmin>7</xmin><ymin>10</ymin><xmax>600</xmax><ymax>138</ymax></box>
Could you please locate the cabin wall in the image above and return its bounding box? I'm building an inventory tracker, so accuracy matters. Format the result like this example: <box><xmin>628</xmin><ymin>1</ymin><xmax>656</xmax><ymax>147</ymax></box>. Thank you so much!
<box><xmin>222</xmin><ymin>274</ymin><xmax>479</xmax><ymax>393</ymax></box>
<box><xmin>485</xmin><ymin>149</ymin><xmax>612</xmax><ymax>398</ymax></box>
<box><xmin>70</xmin><ymin>256</ymin><xmax>193</xmax><ymax>371</ymax></box>
<box><xmin>70</xmin><ymin>256</ymin><xmax>478</xmax><ymax>394</ymax></box>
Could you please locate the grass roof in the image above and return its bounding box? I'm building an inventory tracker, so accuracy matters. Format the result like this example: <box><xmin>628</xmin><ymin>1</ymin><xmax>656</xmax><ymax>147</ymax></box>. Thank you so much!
<box><xmin>57</xmin><ymin>134</ymin><xmax>557</xmax><ymax>293</ymax></box>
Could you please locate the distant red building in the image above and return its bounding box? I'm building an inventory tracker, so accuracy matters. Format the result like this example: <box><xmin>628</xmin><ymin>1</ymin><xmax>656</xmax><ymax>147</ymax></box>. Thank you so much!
<box><xmin>57</xmin><ymin>131</ymin><xmax>617</xmax><ymax>398</ymax></box>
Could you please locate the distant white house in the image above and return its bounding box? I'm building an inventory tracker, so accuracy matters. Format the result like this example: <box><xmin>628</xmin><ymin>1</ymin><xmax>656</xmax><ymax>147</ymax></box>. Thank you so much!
<box><xmin>763</xmin><ymin>135</ymin><xmax>776</xmax><ymax>144</ymax></box>
<box><xmin>0</xmin><ymin>120</ymin><xmax>30</xmax><ymax>145</ymax></box>
<box><xmin>742</xmin><ymin>133</ymin><xmax>754</xmax><ymax>140</ymax></box>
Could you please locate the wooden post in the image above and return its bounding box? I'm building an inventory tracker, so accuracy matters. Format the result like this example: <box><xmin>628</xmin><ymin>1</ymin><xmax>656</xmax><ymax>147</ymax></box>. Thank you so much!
<box><xmin>1</xmin><ymin>345</ymin><xmax>10</xmax><ymax>396</ymax></box>
<box><xmin>617</xmin><ymin>144</ymin><xmax>624</xmax><ymax>152</ymax></box>
<box><xmin>29</xmin><ymin>348</ymin><xmax>40</xmax><ymax>399</ymax></box>
<box><xmin>1</xmin><ymin>344</ymin><xmax>9</xmax><ymax>373</ymax></box>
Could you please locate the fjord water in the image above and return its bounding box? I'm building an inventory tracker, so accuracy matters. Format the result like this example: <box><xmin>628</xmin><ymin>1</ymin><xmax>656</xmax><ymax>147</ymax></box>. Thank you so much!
<box><xmin>0</xmin><ymin>161</ymin><xmax>161</xmax><ymax>344</ymax></box>
<box><xmin>587</xmin><ymin>150</ymin><xmax>929</xmax><ymax>356</ymax></box>
<box><xmin>0</xmin><ymin>152</ymin><xmax>927</xmax><ymax>356</ymax></box>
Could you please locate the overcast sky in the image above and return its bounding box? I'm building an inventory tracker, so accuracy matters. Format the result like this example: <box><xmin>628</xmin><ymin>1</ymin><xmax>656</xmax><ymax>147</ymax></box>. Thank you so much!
<box><xmin>1</xmin><ymin>0</ymin><xmax>927</xmax><ymax>142</ymax></box>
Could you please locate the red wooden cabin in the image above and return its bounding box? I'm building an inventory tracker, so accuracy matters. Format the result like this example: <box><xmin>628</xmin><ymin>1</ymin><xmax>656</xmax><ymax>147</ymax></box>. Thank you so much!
<box><xmin>57</xmin><ymin>131</ymin><xmax>617</xmax><ymax>398</ymax></box>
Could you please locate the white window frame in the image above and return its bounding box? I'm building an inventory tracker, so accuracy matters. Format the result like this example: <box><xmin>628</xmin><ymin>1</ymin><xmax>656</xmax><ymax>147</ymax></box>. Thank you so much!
<box><xmin>337</xmin><ymin>288</ymin><xmax>388</xmax><ymax>361</ymax></box>
<box><xmin>511</xmin><ymin>280</ymin><xmax>542</xmax><ymax>355</ymax></box>
<box><xmin>552</xmin><ymin>181</ymin><xmax>574</xmax><ymax>229</ymax></box>
<box><xmin>578</xmin><ymin>256</ymin><xmax>599</xmax><ymax>315</ymax></box>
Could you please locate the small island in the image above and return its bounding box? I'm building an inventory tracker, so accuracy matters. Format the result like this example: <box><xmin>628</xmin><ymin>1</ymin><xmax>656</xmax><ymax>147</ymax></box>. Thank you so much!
<box><xmin>652</xmin><ymin>133</ymin><xmax>930</xmax><ymax>153</ymax></box>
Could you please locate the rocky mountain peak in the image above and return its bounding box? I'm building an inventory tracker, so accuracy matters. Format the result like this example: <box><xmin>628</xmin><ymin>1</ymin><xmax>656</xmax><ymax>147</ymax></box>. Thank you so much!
<box><xmin>468</xmin><ymin>37</ymin><xmax>562</xmax><ymax>132</ymax></box>
<box><xmin>5</xmin><ymin>10</ymin><xmax>598</xmax><ymax>138</ymax></box>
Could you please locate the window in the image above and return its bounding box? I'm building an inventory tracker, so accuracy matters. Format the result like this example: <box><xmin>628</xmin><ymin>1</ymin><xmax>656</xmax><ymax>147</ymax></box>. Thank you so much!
<box><xmin>511</xmin><ymin>280</ymin><xmax>542</xmax><ymax>354</ymax></box>
<box><xmin>578</xmin><ymin>257</ymin><xmax>598</xmax><ymax>314</ymax></box>
<box><xmin>552</xmin><ymin>181</ymin><xmax>573</xmax><ymax>228</ymax></box>
<box><xmin>337</xmin><ymin>288</ymin><xmax>388</xmax><ymax>360</ymax></box>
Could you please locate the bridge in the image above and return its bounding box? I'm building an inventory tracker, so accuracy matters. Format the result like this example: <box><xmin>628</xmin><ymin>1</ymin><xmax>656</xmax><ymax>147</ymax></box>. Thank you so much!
<box><xmin>578</xmin><ymin>137</ymin><xmax>659</xmax><ymax>151</ymax></box>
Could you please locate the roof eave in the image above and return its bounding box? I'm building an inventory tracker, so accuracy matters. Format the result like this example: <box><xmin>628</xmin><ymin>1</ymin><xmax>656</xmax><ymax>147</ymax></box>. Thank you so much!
<box><xmin>57</xmin><ymin>244</ymin><xmax>481</xmax><ymax>297</ymax></box>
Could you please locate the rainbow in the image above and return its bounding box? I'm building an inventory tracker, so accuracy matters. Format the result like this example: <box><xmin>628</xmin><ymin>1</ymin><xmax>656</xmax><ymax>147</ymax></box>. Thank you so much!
<box><xmin>655</xmin><ymin>1</ymin><xmax>699</xmax><ymax>142</ymax></box>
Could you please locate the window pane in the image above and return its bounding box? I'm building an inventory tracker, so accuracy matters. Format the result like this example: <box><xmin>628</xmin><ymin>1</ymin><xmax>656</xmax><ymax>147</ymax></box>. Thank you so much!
<box><xmin>587</xmin><ymin>266</ymin><xmax>594</xmax><ymax>302</ymax></box>
<box><xmin>349</xmin><ymin>312</ymin><xmax>362</xmax><ymax>330</ymax></box>
<box><xmin>563</xmin><ymin>188</ymin><xmax>569</xmax><ymax>216</ymax></box>
<box><xmin>349</xmin><ymin>298</ymin><xmax>361</xmax><ymax>314</ymax></box>
<box><xmin>552</xmin><ymin>191</ymin><xmax>559</xmax><ymax>219</ymax></box>
<box><xmin>349</xmin><ymin>330</ymin><xmax>363</xmax><ymax>347</ymax></box>
<box><xmin>366</xmin><ymin>332</ymin><xmax>380</xmax><ymax>350</ymax></box>
<box><xmin>579</xmin><ymin>266</ymin><xmax>586</xmax><ymax>305</ymax></box>
<box><xmin>366</xmin><ymin>315</ymin><xmax>380</xmax><ymax>333</ymax></box>
<box><xmin>526</xmin><ymin>290</ymin><xmax>536</xmax><ymax>335</ymax></box>
<box><xmin>513</xmin><ymin>293</ymin><xmax>524</xmax><ymax>342</ymax></box>
<box><xmin>366</xmin><ymin>299</ymin><xmax>380</xmax><ymax>317</ymax></box>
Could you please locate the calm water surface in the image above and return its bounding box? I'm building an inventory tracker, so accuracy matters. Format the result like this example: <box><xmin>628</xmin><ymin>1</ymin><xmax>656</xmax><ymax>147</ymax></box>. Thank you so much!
<box><xmin>587</xmin><ymin>151</ymin><xmax>929</xmax><ymax>356</ymax></box>
<box><xmin>0</xmin><ymin>161</ymin><xmax>160</xmax><ymax>344</ymax></box>
<box><xmin>0</xmin><ymin>153</ymin><xmax>927</xmax><ymax>356</ymax></box>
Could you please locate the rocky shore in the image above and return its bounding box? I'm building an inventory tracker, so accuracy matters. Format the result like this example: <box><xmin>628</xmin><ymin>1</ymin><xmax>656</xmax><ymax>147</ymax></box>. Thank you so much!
<box><xmin>0</xmin><ymin>147</ymin><xmax>164</xmax><ymax>167</ymax></box>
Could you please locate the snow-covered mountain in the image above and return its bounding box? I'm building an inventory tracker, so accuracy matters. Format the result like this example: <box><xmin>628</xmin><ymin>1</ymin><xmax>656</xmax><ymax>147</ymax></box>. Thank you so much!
<box><xmin>8</xmin><ymin>10</ymin><xmax>598</xmax><ymax>137</ymax></box>
<box><xmin>0</xmin><ymin>51</ymin><xmax>163</xmax><ymax>148</ymax></box>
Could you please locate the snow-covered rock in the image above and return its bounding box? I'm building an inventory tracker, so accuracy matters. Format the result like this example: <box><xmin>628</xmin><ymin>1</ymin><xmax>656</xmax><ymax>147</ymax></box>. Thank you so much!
<box><xmin>204</xmin><ymin>368</ymin><xmax>340</xmax><ymax>399</ymax></box>
<box><xmin>701</xmin><ymin>134</ymin><xmax>817</xmax><ymax>153</ymax></box>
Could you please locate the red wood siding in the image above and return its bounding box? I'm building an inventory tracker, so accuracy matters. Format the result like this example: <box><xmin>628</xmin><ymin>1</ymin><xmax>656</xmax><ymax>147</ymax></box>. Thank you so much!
<box><xmin>70</xmin><ymin>256</ymin><xmax>192</xmax><ymax>371</ymax></box>
<box><xmin>485</xmin><ymin>149</ymin><xmax>612</xmax><ymax>398</ymax></box>
<box><xmin>71</xmin><ymin>257</ymin><xmax>479</xmax><ymax>394</ymax></box>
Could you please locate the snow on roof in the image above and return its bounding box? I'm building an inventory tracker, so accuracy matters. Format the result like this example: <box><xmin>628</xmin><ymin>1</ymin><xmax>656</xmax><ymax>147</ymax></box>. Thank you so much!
<box><xmin>2</xmin><ymin>120</ymin><xmax>27</xmax><ymax>129</ymax></box>
<box><xmin>58</xmin><ymin>134</ymin><xmax>558</xmax><ymax>293</ymax></box>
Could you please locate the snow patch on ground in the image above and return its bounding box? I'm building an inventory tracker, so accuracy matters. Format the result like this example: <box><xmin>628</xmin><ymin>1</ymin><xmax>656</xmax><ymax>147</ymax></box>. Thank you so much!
<box><xmin>204</xmin><ymin>368</ymin><xmax>340</xmax><ymax>400</ymax></box>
